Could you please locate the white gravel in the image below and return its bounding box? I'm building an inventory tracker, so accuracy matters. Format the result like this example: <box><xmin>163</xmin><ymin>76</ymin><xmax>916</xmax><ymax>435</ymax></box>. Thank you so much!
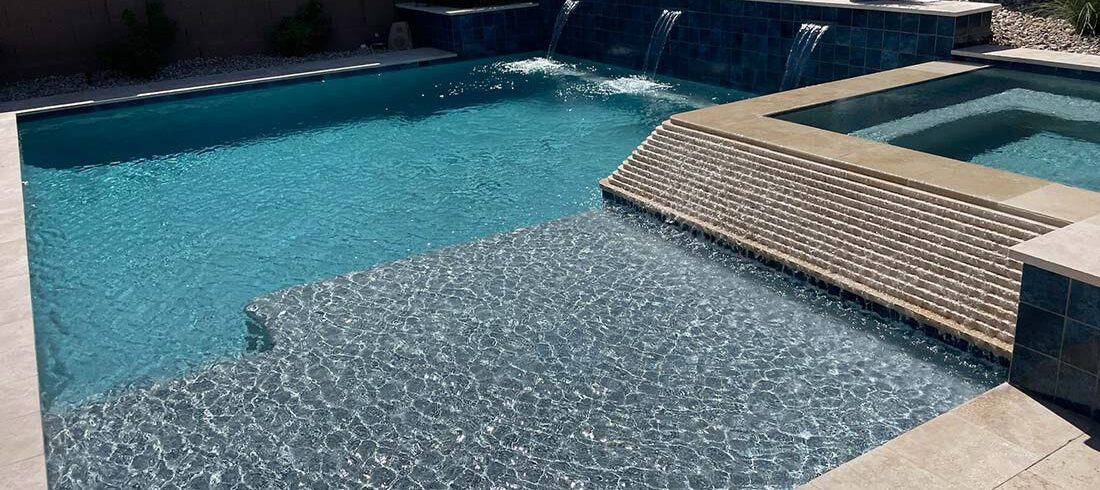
<box><xmin>993</xmin><ymin>1</ymin><xmax>1100</xmax><ymax>55</ymax></box>
<box><xmin>0</xmin><ymin>49</ymin><xmax>372</xmax><ymax>103</ymax></box>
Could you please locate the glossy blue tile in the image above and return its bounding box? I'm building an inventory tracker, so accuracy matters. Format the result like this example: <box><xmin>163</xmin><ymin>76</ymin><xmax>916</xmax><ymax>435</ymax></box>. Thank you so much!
<box><xmin>1011</xmin><ymin>345</ymin><xmax>1060</xmax><ymax>397</ymax></box>
<box><xmin>1070</xmin><ymin>280</ymin><xmax>1100</xmax><ymax>328</ymax></box>
<box><xmin>1062</xmin><ymin>320</ymin><xmax>1100</xmax><ymax>374</ymax></box>
<box><xmin>1020</xmin><ymin>264</ymin><xmax>1070</xmax><ymax>314</ymax></box>
<box><xmin>1056</xmin><ymin>363</ymin><xmax>1097</xmax><ymax>412</ymax></box>
<box><xmin>1015</xmin><ymin>302</ymin><xmax>1066</xmax><ymax>357</ymax></box>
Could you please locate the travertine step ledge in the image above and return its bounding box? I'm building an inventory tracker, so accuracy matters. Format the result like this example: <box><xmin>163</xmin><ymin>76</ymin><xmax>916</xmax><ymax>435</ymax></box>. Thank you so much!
<box><xmin>602</xmin><ymin>120</ymin><xmax>1056</xmax><ymax>357</ymax></box>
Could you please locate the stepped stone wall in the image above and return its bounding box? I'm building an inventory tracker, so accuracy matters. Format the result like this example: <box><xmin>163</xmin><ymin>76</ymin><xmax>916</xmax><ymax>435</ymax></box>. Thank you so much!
<box><xmin>600</xmin><ymin>120</ymin><xmax>1056</xmax><ymax>356</ymax></box>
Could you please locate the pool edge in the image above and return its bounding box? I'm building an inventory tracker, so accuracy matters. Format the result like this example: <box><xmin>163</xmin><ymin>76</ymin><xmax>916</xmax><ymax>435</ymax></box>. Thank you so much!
<box><xmin>0</xmin><ymin>113</ymin><xmax>46</xmax><ymax>488</ymax></box>
<box><xmin>802</xmin><ymin>383</ymin><xmax>1099</xmax><ymax>489</ymax></box>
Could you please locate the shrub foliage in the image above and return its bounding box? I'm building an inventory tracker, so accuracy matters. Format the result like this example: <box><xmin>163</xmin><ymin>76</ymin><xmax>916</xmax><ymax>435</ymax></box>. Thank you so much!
<box><xmin>100</xmin><ymin>1</ymin><xmax>178</xmax><ymax>79</ymax></box>
<box><xmin>1043</xmin><ymin>0</ymin><xmax>1100</xmax><ymax>36</ymax></box>
<box><xmin>273</xmin><ymin>0</ymin><xmax>332</xmax><ymax>57</ymax></box>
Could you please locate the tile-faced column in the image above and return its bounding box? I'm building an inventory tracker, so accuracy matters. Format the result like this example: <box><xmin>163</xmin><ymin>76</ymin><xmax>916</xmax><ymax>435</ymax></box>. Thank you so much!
<box><xmin>1009</xmin><ymin>217</ymin><xmax>1100</xmax><ymax>420</ymax></box>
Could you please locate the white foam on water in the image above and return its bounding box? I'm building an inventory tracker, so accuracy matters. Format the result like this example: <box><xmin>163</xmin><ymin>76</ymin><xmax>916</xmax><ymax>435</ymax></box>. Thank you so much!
<box><xmin>594</xmin><ymin>75</ymin><xmax>673</xmax><ymax>95</ymax></box>
<box><xmin>853</xmin><ymin>88</ymin><xmax>1100</xmax><ymax>141</ymax></box>
<box><xmin>494</xmin><ymin>57</ymin><xmax>586</xmax><ymax>77</ymax></box>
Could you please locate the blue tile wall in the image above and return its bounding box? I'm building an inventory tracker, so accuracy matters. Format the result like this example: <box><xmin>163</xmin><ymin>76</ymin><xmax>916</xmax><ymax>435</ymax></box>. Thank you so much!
<box><xmin>399</xmin><ymin>5</ymin><xmax>546</xmax><ymax>58</ymax></box>
<box><xmin>539</xmin><ymin>0</ymin><xmax>993</xmax><ymax>92</ymax></box>
<box><xmin>1011</xmin><ymin>264</ymin><xmax>1100</xmax><ymax>419</ymax></box>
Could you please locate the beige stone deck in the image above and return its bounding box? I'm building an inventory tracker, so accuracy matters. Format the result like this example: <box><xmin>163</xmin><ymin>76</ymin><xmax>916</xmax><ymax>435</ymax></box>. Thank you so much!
<box><xmin>0</xmin><ymin>46</ymin><xmax>456</xmax><ymax>490</ymax></box>
<box><xmin>954</xmin><ymin>45</ymin><xmax>1100</xmax><ymax>74</ymax></box>
<box><xmin>802</xmin><ymin>384</ymin><xmax>1100</xmax><ymax>489</ymax></box>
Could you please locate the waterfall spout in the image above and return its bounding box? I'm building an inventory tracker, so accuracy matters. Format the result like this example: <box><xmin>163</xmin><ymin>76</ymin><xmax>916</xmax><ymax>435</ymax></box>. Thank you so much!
<box><xmin>642</xmin><ymin>10</ymin><xmax>682</xmax><ymax>78</ymax></box>
<box><xmin>780</xmin><ymin>23</ymin><xmax>830</xmax><ymax>91</ymax></box>
<box><xmin>547</xmin><ymin>0</ymin><xmax>582</xmax><ymax>60</ymax></box>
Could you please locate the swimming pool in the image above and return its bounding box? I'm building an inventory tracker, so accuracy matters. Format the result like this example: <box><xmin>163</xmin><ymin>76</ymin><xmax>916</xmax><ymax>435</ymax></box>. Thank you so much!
<box><xmin>19</xmin><ymin>54</ymin><xmax>745</xmax><ymax>408</ymax></box>
<box><xmin>20</xmin><ymin>53</ymin><xmax>1008</xmax><ymax>488</ymax></box>
<box><xmin>775</xmin><ymin>68</ymin><xmax>1100</xmax><ymax>191</ymax></box>
<box><xmin>45</xmin><ymin>205</ymin><xmax>1003</xmax><ymax>488</ymax></box>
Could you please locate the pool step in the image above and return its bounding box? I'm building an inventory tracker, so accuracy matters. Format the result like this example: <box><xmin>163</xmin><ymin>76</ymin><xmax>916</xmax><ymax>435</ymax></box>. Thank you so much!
<box><xmin>601</xmin><ymin>120</ymin><xmax>1057</xmax><ymax>357</ymax></box>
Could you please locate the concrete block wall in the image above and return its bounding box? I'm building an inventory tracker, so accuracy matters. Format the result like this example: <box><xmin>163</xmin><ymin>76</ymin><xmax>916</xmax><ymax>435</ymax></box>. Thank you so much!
<box><xmin>601</xmin><ymin>120</ymin><xmax>1055</xmax><ymax>355</ymax></box>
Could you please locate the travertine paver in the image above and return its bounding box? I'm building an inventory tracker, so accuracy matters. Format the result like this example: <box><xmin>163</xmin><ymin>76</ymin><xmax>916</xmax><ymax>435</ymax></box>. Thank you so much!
<box><xmin>604</xmin><ymin>118</ymin><xmax>1055</xmax><ymax>356</ymax></box>
<box><xmin>764</xmin><ymin>0</ymin><xmax>997</xmax><ymax>16</ymax></box>
<box><xmin>804</xmin><ymin>384</ymin><xmax>1100</xmax><ymax>489</ymax></box>
<box><xmin>0</xmin><ymin>112</ymin><xmax>42</xmax><ymax>488</ymax></box>
<box><xmin>0</xmin><ymin>48</ymin><xmax>457</xmax><ymax>115</ymax></box>
<box><xmin>1010</xmin><ymin>214</ymin><xmax>1100</xmax><ymax>288</ymax></box>
<box><xmin>1001</xmin><ymin>184</ymin><xmax>1100</xmax><ymax>226</ymax></box>
<box><xmin>954</xmin><ymin>45</ymin><xmax>1100</xmax><ymax>73</ymax></box>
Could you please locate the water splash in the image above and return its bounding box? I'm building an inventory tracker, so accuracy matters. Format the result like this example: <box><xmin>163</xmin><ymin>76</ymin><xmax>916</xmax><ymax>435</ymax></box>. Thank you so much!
<box><xmin>495</xmin><ymin>57</ymin><xmax>584</xmax><ymax>76</ymax></box>
<box><xmin>642</xmin><ymin>10</ymin><xmax>682</xmax><ymax>77</ymax></box>
<box><xmin>780</xmin><ymin>23</ymin><xmax>830</xmax><ymax>91</ymax></box>
<box><xmin>548</xmin><ymin>0</ymin><xmax>582</xmax><ymax>59</ymax></box>
<box><xmin>596</xmin><ymin>75</ymin><xmax>672</xmax><ymax>95</ymax></box>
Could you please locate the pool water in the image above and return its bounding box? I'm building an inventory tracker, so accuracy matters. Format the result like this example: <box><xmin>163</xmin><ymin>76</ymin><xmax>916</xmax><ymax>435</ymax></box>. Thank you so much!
<box><xmin>19</xmin><ymin>54</ymin><xmax>748</xmax><ymax>408</ymax></box>
<box><xmin>45</xmin><ymin>205</ymin><xmax>1003</xmax><ymax>488</ymax></box>
<box><xmin>775</xmin><ymin>68</ymin><xmax>1100</xmax><ymax>191</ymax></box>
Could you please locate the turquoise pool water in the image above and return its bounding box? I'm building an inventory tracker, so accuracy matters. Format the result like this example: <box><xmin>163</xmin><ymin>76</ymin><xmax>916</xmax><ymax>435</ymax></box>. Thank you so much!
<box><xmin>776</xmin><ymin>68</ymin><xmax>1100</xmax><ymax>191</ymax></box>
<box><xmin>19</xmin><ymin>55</ymin><xmax>749</xmax><ymax>408</ymax></box>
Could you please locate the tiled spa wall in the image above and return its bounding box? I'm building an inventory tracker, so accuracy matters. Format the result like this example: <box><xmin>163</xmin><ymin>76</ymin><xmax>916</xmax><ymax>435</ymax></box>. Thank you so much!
<box><xmin>540</xmin><ymin>0</ymin><xmax>993</xmax><ymax>91</ymax></box>
<box><xmin>1010</xmin><ymin>264</ymin><xmax>1100</xmax><ymax>419</ymax></box>
<box><xmin>398</xmin><ymin>1</ymin><xmax>992</xmax><ymax>91</ymax></box>
<box><xmin>397</xmin><ymin>3</ymin><xmax>545</xmax><ymax>58</ymax></box>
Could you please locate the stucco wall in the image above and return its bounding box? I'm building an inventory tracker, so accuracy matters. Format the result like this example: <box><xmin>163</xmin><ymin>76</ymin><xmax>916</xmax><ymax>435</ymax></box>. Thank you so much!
<box><xmin>0</xmin><ymin>0</ymin><xmax>395</xmax><ymax>81</ymax></box>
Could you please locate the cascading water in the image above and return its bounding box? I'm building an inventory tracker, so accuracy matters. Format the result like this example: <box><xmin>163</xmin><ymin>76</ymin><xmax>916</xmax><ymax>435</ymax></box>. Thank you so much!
<box><xmin>642</xmin><ymin>10</ymin><xmax>682</xmax><ymax>77</ymax></box>
<box><xmin>547</xmin><ymin>0</ymin><xmax>581</xmax><ymax>59</ymax></box>
<box><xmin>780</xmin><ymin>23</ymin><xmax>830</xmax><ymax>90</ymax></box>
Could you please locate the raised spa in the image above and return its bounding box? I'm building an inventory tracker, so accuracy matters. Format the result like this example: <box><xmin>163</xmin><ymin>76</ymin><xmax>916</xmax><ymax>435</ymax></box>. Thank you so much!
<box><xmin>776</xmin><ymin>68</ymin><xmax>1100</xmax><ymax>192</ymax></box>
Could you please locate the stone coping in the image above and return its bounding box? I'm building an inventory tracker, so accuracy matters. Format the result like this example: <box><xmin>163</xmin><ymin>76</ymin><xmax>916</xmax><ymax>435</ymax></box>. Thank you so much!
<box><xmin>1010</xmin><ymin>216</ymin><xmax>1100</xmax><ymax>288</ymax></box>
<box><xmin>673</xmin><ymin>60</ymin><xmax>1100</xmax><ymax>228</ymax></box>
<box><xmin>756</xmin><ymin>0</ymin><xmax>998</xmax><ymax>17</ymax></box>
<box><xmin>0</xmin><ymin>46</ymin><xmax>458</xmax><ymax>490</ymax></box>
<box><xmin>395</xmin><ymin>2</ymin><xmax>539</xmax><ymax>16</ymax></box>
<box><xmin>0</xmin><ymin>48</ymin><xmax>457</xmax><ymax>116</ymax></box>
<box><xmin>802</xmin><ymin>383</ymin><xmax>1100</xmax><ymax>489</ymax></box>
<box><xmin>0</xmin><ymin>113</ymin><xmax>45</xmax><ymax>489</ymax></box>
<box><xmin>396</xmin><ymin>0</ymin><xmax>998</xmax><ymax>17</ymax></box>
<box><xmin>954</xmin><ymin>44</ymin><xmax>1100</xmax><ymax>74</ymax></box>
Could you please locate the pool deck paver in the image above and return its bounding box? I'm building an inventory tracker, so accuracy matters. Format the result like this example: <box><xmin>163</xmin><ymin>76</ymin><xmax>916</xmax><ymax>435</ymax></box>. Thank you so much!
<box><xmin>0</xmin><ymin>47</ymin><xmax>457</xmax><ymax>490</ymax></box>
<box><xmin>0</xmin><ymin>47</ymin><xmax>457</xmax><ymax>116</ymax></box>
<box><xmin>760</xmin><ymin>0</ymin><xmax>998</xmax><ymax>16</ymax></box>
<box><xmin>0</xmin><ymin>112</ymin><xmax>44</xmax><ymax>489</ymax></box>
<box><xmin>1010</xmin><ymin>214</ymin><xmax>1100</xmax><ymax>288</ymax></box>
<box><xmin>803</xmin><ymin>384</ymin><xmax>1100</xmax><ymax>489</ymax></box>
<box><xmin>954</xmin><ymin>45</ymin><xmax>1100</xmax><ymax>74</ymax></box>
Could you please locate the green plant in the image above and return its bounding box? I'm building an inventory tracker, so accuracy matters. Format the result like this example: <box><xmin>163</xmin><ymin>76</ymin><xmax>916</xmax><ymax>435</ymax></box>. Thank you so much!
<box><xmin>1041</xmin><ymin>0</ymin><xmax>1100</xmax><ymax>36</ymax></box>
<box><xmin>273</xmin><ymin>0</ymin><xmax>332</xmax><ymax>57</ymax></box>
<box><xmin>99</xmin><ymin>1</ymin><xmax>178</xmax><ymax>79</ymax></box>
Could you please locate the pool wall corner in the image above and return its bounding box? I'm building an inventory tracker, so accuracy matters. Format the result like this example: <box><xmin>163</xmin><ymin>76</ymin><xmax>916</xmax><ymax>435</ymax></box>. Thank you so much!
<box><xmin>1009</xmin><ymin>218</ymin><xmax>1100</xmax><ymax>420</ymax></box>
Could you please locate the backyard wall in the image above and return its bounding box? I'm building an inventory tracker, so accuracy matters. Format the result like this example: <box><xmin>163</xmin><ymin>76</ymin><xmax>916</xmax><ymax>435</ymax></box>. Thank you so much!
<box><xmin>0</xmin><ymin>0</ymin><xmax>395</xmax><ymax>82</ymax></box>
